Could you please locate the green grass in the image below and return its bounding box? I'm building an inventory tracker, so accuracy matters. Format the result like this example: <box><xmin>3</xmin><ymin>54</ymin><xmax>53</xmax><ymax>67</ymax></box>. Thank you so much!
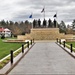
<box><xmin>66</xmin><ymin>42</ymin><xmax>75</xmax><ymax>47</ymax></box>
<box><xmin>0</xmin><ymin>44</ymin><xmax>28</xmax><ymax>69</ymax></box>
<box><xmin>66</xmin><ymin>42</ymin><xmax>75</xmax><ymax>52</ymax></box>
<box><xmin>0</xmin><ymin>57</ymin><xmax>10</xmax><ymax>69</ymax></box>
<box><xmin>0</xmin><ymin>39</ymin><xmax>24</xmax><ymax>60</ymax></box>
<box><xmin>0</xmin><ymin>38</ymin><xmax>30</xmax><ymax>69</ymax></box>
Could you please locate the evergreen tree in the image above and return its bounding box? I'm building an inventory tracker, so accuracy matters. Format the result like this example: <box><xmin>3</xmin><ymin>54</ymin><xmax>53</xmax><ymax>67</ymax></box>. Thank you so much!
<box><xmin>72</xmin><ymin>19</ymin><xmax>75</xmax><ymax>29</ymax></box>
<box><xmin>6</xmin><ymin>20</ymin><xmax>9</xmax><ymax>26</ymax></box>
<box><xmin>25</xmin><ymin>20</ymin><xmax>29</xmax><ymax>25</ymax></box>
<box><xmin>43</xmin><ymin>19</ymin><xmax>46</xmax><ymax>27</ymax></box>
<box><xmin>9</xmin><ymin>21</ymin><xmax>14</xmax><ymax>25</ymax></box>
<box><xmin>59</xmin><ymin>21</ymin><xmax>66</xmax><ymax>33</ymax></box>
<box><xmin>48</xmin><ymin>19</ymin><xmax>52</xmax><ymax>28</ymax></box>
<box><xmin>53</xmin><ymin>19</ymin><xmax>56</xmax><ymax>28</ymax></box>
<box><xmin>38</xmin><ymin>19</ymin><xmax>41</xmax><ymax>27</ymax></box>
<box><xmin>15</xmin><ymin>22</ymin><xmax>18</xmax><ymax>25</ymax></box>
<box><xmin>33</xmin><ymin>19</ymin><xmax>36</xmax><ymax>28</ymax></box>
<box><xmin>0</xmin><ymin>20</ymin><xmax>6</xmax><ymax>26</ymax></box>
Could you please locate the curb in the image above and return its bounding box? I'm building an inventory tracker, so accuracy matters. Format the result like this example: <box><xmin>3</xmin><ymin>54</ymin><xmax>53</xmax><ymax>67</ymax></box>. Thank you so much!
<box><xmin>56</xmin><ymin>42</ymin><xmax>75</xmax><ymax>59</ymax></box>
<box><xmin>0</xmin><ymin>43</ymin><xmax>35</xmax><ymax>75</ymax></box>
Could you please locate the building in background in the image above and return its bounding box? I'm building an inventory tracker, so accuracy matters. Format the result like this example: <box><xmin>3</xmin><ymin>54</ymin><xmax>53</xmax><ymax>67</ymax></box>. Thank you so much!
<box><xmin>0</xmin><ymin>27</ymin><xmax>11</xmax><ymax>37</ymax></box>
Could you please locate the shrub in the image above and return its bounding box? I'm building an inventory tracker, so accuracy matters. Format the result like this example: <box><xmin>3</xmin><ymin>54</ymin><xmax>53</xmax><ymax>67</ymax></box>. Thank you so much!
<box><xmin>1</xmin><ymin>35</ymin><xmax>5</xmax><ymax>39</ymax></box>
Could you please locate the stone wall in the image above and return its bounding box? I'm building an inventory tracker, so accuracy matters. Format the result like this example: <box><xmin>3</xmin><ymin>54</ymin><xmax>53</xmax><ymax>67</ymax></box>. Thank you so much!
<box><xmin>17</xmin><ymin>28</ymin><xmax>74</xmax><ymax>40</ymax></box>
<box><xmin>66</xmin><ymin>39</ymin><xmax>75</xmax><ymax>42</ymax></box>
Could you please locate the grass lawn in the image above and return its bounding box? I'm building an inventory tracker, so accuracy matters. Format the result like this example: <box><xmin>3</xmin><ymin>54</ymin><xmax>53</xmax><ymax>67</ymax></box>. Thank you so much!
<box><xmin>66</xmin><ymin>42</ymin><xmax>75</xmax><ymax>47</ymax></box>
<box><xmin>66</xmin><ymin>42</ymin><xmax>75</xmax><ymax>52</ymax></box>
<box><xmin>0</xmin><ymin>39</ymin><xmax>23</xmax><ymax>60</ymax></box>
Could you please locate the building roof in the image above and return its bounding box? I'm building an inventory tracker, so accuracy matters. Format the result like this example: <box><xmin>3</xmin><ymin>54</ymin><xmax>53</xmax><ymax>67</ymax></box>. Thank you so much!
<box><xmin>4</xmin><ymin>28</ymin><xmax>10</xmax><ymax>32</ymax></box>
<box><xmin>0</xmin><ymin>27</ymin><xmax>11</xmax><ymax>32</ymax></box>
<box><xmin>0</xmin><ymin>27</ymin><xmax>4</xmax><ymax>32</ymax></box>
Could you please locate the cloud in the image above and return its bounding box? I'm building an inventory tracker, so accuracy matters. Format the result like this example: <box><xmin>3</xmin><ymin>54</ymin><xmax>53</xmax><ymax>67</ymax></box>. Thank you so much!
<box><xmin>0</xmin><ymin>0</ymin><xmax>75</xmax><ymax>25</ymax></box>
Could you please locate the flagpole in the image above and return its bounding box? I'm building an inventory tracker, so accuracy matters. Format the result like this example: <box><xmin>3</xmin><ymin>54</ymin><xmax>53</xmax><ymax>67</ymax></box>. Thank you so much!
<box><xmin>30</xmin><ymin>14</ymin><xmax>33</xmax><ymax>29</ymax></box>
<box><xmin>31</xmin><ymin>13</ymin><xmax>33</xmax><ymax>29</ymax></box>
<box><xmin>29</xmin><ymin>13</ymin><xmax>33</xmax><ymax>29</ymax></box>
<box><xmin>56</xmin><ymin>11</ymin><xmax>57</xmax><ymax>28</ymax></box>
<box><xmin>44</xmin><ymin>6</ymin><xmax>45</xmax><ymax>19</ymax></box>
<box><xmin>53</xmin><ymin>11</ymin><xmax>57</xmax><ymax>28</ymax></box>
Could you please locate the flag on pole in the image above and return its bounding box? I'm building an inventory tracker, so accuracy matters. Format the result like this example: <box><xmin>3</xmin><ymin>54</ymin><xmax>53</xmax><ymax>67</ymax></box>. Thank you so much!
<box><xmin>29</xmin><ymin>14</ymin><xmax>32</xmax><ymax>18</ymax></box>
<box><xmin>53</xmin><ymin>14</ymin><xmax>57</xmax><ymax>18</ymax></box>
<box><xmin>41</xmin><ymin>8</ymin><xmax>45</xmax><ymax>13</ymax></box>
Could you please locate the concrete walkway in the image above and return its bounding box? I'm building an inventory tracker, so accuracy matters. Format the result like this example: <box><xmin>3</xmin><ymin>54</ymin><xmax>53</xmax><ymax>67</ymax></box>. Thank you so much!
<box><xmin>8</xmin><ymin>42</ymin><xmax>75</xmax><ymax>75</ymax></box>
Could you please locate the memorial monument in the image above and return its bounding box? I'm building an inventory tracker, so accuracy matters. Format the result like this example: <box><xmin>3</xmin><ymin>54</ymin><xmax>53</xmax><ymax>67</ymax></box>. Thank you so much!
<box><xmin>18</xmin><ymin>19</ymin><xmax>74</xmax><ymax>40</ymax></box>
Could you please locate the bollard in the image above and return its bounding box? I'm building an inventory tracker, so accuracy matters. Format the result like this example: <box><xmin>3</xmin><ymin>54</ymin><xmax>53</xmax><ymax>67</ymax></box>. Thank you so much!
<box><xmin>59</xmin><ymin>39</ymin><xmax>61</xmax><ymax>44</ymax></box>
<box><xmin>33</xmin><ymin>39</ymin><xmax>34</xmax><ymax>43</ymax></box>
<box><xmin>70</xmin><ymin>44</ymin><xmax>73</xmax><ymax>53</ymax></box>
<box><xmin>22</xmin><ymin>44</ymin><xmax>24</xmax><ymax>53</ymax></box>
<box><xmin>10</xmin><ymin>50</ymin><xmax>13</xmax><ymax>64</ymax></box>
<box><xmin>31</xmin><ymin>40</ymin><xmax>32</xmax><ymax>45</ymax></box>
<box><xmin>63</xmin><ymin>41</ymin><xmax>65</xmax><ymax>47</ymax></box>
<box><xmin>27</xmin><ymin>41</ymin><xmax>29</xmax><ymax>48</ymax></box>
<box><xmin>56</xmin><ymin>38</ymin><xmax>58</xmax><ymax>43</ymax></box>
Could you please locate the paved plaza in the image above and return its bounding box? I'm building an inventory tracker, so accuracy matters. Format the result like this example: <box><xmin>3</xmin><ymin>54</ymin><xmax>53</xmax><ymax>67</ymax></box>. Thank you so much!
<box><xmin>8</xmin><ymin>42</ymin><xmax>75</xmax><ymax>75</ymax></box>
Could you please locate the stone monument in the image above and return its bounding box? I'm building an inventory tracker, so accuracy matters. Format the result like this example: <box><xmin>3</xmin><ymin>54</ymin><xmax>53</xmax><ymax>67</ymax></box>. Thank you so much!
<box><xmin>17</xmin><ymin>19</ymin><xmax>74</xmax><ymax>40</ymax></box>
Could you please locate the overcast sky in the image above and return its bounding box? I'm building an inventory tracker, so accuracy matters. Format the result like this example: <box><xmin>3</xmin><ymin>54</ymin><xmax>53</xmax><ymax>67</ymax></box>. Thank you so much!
<box><xmin>0</xmin><ymin>0</ymin><xmax>75</xmax><ymax>25</ymax></box>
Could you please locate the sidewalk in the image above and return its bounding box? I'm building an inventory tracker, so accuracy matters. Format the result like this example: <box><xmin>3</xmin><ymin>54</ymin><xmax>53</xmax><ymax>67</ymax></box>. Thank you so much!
<box><xmin>8</xmin><ymin>42</ymin><xmax>75</xmax><ymax>75</ymax></box>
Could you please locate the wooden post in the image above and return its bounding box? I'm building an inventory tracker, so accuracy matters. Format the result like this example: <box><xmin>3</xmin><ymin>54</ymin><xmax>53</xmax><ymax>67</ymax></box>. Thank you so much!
<box><xmin>33</xmin><ymin>39</ymin><xmax>34</xmax><ymax>43</ymax></box>
<box><xmin>63</xmin><ymin>41</ymin><xmax>65</xmax><ymax>47</ymax></box>
<box><xmin>59</xmin><ymin>39</ymin><xmax>61</xmax><ymax>44</ymax></box>
<box><xmin>70</xmin><ymin>44</ymin><xmax>73</xmax><ymax>53</ymax></box>
<box><xmin>10</xmin><ymin>50</ymin><xmax>13</xmax><ymax>64</ymax></box>
<box><xmin>22</xmin><ymin>44</ymin><xmax>24</xmax><ymax>53</ymax></box>
<box><xmin>31</xmin><ymin>40</ymin><xmax>32</xmax><ymax>45</ymax></box>
<box><xmin>27</xmin><ymin>42</ymin><xmax>29</xmax><ymax>48</ymax></box>
<box><xmin>56</xmin><ymin>38</ymin><xmax>58</xmax><ymax>43</ymax></box>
